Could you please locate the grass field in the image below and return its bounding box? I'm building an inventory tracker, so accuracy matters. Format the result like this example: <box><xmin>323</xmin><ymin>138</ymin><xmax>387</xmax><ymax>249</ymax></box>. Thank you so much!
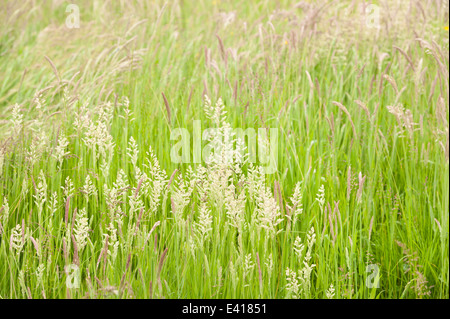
<box><xmin>0</xmin><ymin>0</ymin><xmax>448</xmax><ymax>299</ymax></box>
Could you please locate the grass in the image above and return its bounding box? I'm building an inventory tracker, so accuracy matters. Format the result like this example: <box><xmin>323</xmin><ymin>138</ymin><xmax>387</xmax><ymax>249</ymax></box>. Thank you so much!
<box><xmin>0</xmin><ymin>0</ymin><xmax>448</xmax><ymax>299</ymax></box>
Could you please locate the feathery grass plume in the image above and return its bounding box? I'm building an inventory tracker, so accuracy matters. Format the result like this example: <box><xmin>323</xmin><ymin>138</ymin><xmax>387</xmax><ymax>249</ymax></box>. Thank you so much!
<box><xmin>255</xmin><ymin>186</ymin><xmax>283</xmax><ymax>236</ymax></box>
<box><xmin>48</xmin><ymin>192</ymin><xmax>58</xmax><ymax>214</ymax></box>
<box><xmin>29</xmin><ymin>125</ymin><xmax>49</xmax><ymax>160</ymax></box>
<box><xmin>126</xmin><ymin>178</ymin><xmax>145</xmax><ymax>249</ymax></box>
<box><xmin>193</xmin><ymin>165</ymin><xmax>208</xmax><ymax>198</ymax></box>
<box><xmin>127</xmin><ymin>136</ymin><xmax>139</xmax><ymax>168</ymax></box>
<box><xmin>133</xmin><ymin>167</ymin><xmax>149</xmax><ymax>195</ymax></box>
<box><xmin>74</xmin><ymin>100</ymin><xmax>91</xmax><ymax>135</ymax></box>
<box><xmin>305</xmin><ymin>227</ymin><xmax>316</xmax><ymax>264</ymax></box>
<box><xmin>128</xmin><ymin>183</ymin><xmax>144</xmax><ymax>216</ymax></box>
<box><xmin>103</xmin><ymin>183</ymin><xmax>123</xmax><ymax>226</ymax></box>
<box><xmin>61</xmin><ymin>177</ymin><xmax>75</xmax><ymax>203</ymax></box>
<box><xmin>300</xmin><ymin>227</ymin><xmax>317</xmax><ymax>293</ymax></box>
<box><xmin>345</xmin><ymin>246</ymin><xmax>351</xmax><ymax>273</ymax></box>
<box><xmin>52</xmin><ymin>133</ymin><xmax>69</xmax><ymax>169</ymax></box>
<box><xmin>171</xmin><ymin>173</ymin><xmax>192</xmax><ymax>226</ymax></box>
<box><xmin>188</xmin><ymin>237</ymin><xmax>197</xmax><ymax>256</ymax></box>
<box><xmin>205</xmin><ymin>165</ymin><xmax>233</xmax><ymax>208</ymax></box>
<box><xmin>386</xmin><ymin>104</ymin><xmax>417</xmax><ymax>138</ymax></box>
<box><xmin>293</xmin><ymin>236</ymin><xmax>305</xmax><ymax>261</ymax></box>
<box><xmin>33</xmin><ymin>170</ymin><xmax>47</xmax><ymax>215</ymax></box>
<box><xmin>114</xmin><ymin>169</ymin><xmax>129</xmax><ymax>216</ymax></box>
<box><xmin>10</xmin><ymin>224</ymin><xmax>25</xmax><ymax>255</ymax></box>
<box><xmin>203</xmin><ymin>95</ymin><xmax>244</xmax><ymax>167</ymax></box>
<box><xmin>243</xmin><ymin>254</ymin><xmax>255</xmax><ymax>285</ymax></box>
<box><xmin>26</xmin><ymin>140</ymin><xmax>39</xmax><ymax>167</ymax></box>
<box><xmin>233</xmin><ymin>137</ymin><xmax>248</xmax><ymax>174</ymax></box>
<box><xmin>47</xmin><ymin>192</ymin><xmax>58</xmax><ymax>234</ymax></box>
<box><xmin>81</xmin><ymin>175</ymin><xmax>97</xmax><ymax>202</ymax></box>
<box><xmin>194</xmin><ymin>202</ymin><xmax>213</xmax><ymax>246</ymax></box>
<box><xmin>286</xmin><ymin>226</ymin><xmax>316</xmax><ymax>298</ymax></box>
<box><xmin>326</xmin><ymin>284</ymin><xmax>335</xmax><ymax>299</ymax></box>
<box><xmin>229</xmin><ymin>260</ymin><xmax>238</xmax><ymax>290</ymax></box>
<box><xmin>265</xmin><ymin>253</ymin><xmax>273</xmax><ymax>273</ymax></box>
<box><xmin>285</xmin><ymin>268</ymin><xmax>300</xmax><ymax>298</ymax></box>
<box><xmin>204</xmin><ymin>95</ymin><xmax>227</xmax><ymax>128</ymax></box>
<box><xmin>74</xmin><ymin>208</ymin><xmax>90</xmax><ymax>252</ymax></box>
<box><xmin>225</xmin><ymin>183</ymin><xmax>246</xmax><ymax>230</ymax></box>
<box><xmin>247</xmin><ymin>164</ymin><xmax>265</xmax><ymax>201</ymax></box>
<box><xmin>100</xmin><ymin>153</ymin><xmax>114</xmax><ymax>180</ymax></box>
<box><xmin>144</xmin><ymin>146</ymin><xmax>167</xmax><ymax>215</ymax></box>
<box><xmin>114</xmin><ymin>169</ymin><xmax>129</xmax><ymax>190</ymax></box>
<box><xmin>185</xmin><ymin>166</ymin><xmax>197</xmax><ymax>192</ymax></box>
<box><xmin>412</xmin><ymin>270</ymin><xmax>433</xmax><ymax>298</ymax></box>
<box><xmin>35</xmin><ymin>264</ymin><xmax>45</xmax><ymax>288</ymax></box>
<box><xmin>11</xmin><ymin>103</ymin><xmax>23</xmax><ymax>136</ymax></box>
<box><xmin>1</xmin><ymin>198</ymin><xmax>9</xmax><ymax>228</ymax></box>
<box><xmin>288</xmin><ymin>182</ymin><xmax>303</xmax><ymax>226</ymax></box>
<box><xmin>104</xmin><ymin>223</ymin><xmax>119</xmax><ymax>265</ymax></box>
<box><xmin>315</xmin><ymin>184</ymin><xmax>325</xmax><ymax>213</ymax></box>
<box><xmin>119</xmin><ymin>96</ymin><xmax>134</xmax><ymax>122</ymax></box>
<box><xmin>396</xmin><ymin>240</ymin><xmax>434</xmax><ymax>298</ymax></box>
<box><xmin>96</xmin><ymin>101</ymin><xmax>114</xmax><ymax>125</ymax></box>
<box><xmin>83</xmin><ymin>117</ymin><xmax>115</xmax><ymax>161</ymax></box>
<box><xmin>126</xmin><ymin>179</ymin><xmax>145</xmax><ymax>248</ymax></box>
<box><xmin>200</xmin><ymin>96</ymin><xmax>250</xmax><ymax>208</ymax></box>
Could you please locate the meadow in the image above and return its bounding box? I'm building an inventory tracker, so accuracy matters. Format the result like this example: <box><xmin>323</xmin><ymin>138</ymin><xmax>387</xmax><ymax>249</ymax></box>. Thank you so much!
<box><xmin>0</xmin><ymin>0</ymin><xmax>448</xmax><ymax>299</ymax></box>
